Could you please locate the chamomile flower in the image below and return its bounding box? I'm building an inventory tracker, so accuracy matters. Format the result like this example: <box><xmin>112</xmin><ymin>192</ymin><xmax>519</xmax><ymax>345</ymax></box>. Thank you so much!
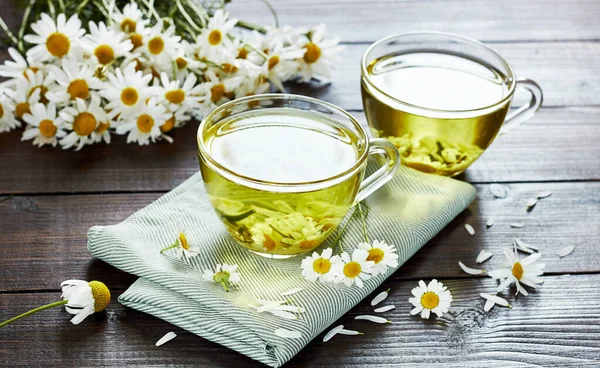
<box><xmin>357</xmin><ymin>239</ymin><xmax>399</xmax><ymax>276</ymax></box>
<box><xmin>159</xmin><ymin>228</ymin><xmax>200</xmax><ymax>259</ymax></box>
<box><xmin>488</xmin><ymin>249</ymin><xmax>545</xmax><ymax>296</ymax></box>
<box><xmin>83</xmin><ymin>21</ymin><xmax>133</xmax><ymax>66</ymax></box>
<box><xmin>0</xmin><ymin>88</ymin><xmax>20</xmax><ymax>132</ymax></box>
<box><xmin>263</xmin><ymin>41</ymin><xmax>305</xmax><ymax>91</ymax></box>
<box><xmin>409</xmin><ymin>279</ymin><xmax>453</xmax><ymax>319</ymax></box>
<box><xmin>116</xmin><ymin>97</ymin><xmax>170</xmax><ymax>145</ymax></box>
<box><xmin>202</xmin><ymin>264</ymin><xmax>241</xmax><ymax>292</ymax></box>
<box><xmin>100</xmin><ymin>63</ymin><xmax>154</xmax><ymax>118</ymax></box>
<box><xmin>112</xmin><ymin>1</ymin><xmax>149</xmax><ymax>34</ymax></box>
<box><xmin>159</xmin><ymin>108</ymin><xmax>191</xmax><ymax>135</ymax></box>
<box><xmin>301</xmin><ymin>247</ymin><xmax>342</xmax><ymax>283</ymax></box>
<box><xmin>264</xmin><ymin>25</ymin><xmax>307</xmax><ymax>48</ymax></box>
<box><xmin>172</xmin><ymin>41</ymin><xmax>205</xmax><ymax>79</ymax></box>
<box><xmin>297</xmin><ymin>24</ymin><xmax>343</xmax><ymax>82</ymax></box>
<box><xmin>21</xmin><ymin>102</ymin><xmax>66</xmax><ymax>147</ymax></box>
<box><xmin>0</xmin><ymin>48</ymin><xmax>43</xmax><ymax>80</ymax></box>
<box><xmin>59</xmin><ymin>94</ymin><xmax>106</xmax><ymax>150</ymax></box>
<box><xmin>141</xmin><ymin>20</ymin><xmax>181</xmax><ymax>70</ymax></box>
<box><xmin>24</xmin><ymin>68</ymin><xmax>54</xmax><ymax>104</ymax></box>
<box><xmin>24</xmin><ymin>13</ymin><xmax>85</xmax><ymax>63</ymax></box>
<box><xmin>46</xmin><ymin>56</ymin><xmax>102</xmax><ymax>103</ymax></box>
<box><xmin>156</xmin><ymin>72</ymin><xmax>204</xmax><ymax>113</ymax></box>
<box><xmin>6</xmin><ymin>79</ymin><xmax>41</xmax><ymax>120</ymax></box>
<box><xmin>195</xmin><ymin>9</ymin><xmax>237</xmax><ymax>63</ymax></box>
<box><xmin>200</xmin><ymin>70</ymin><xmax>242</xmax><ymax>109</ymax></box>
<box><xmin>92</xmin><ymin>116</ymin><xmax>112</xmax><ymax>144</ymax></box>
<box><xmin>335</xmin><ymin>249</ymin><xmax>374</xmax><ymax>288</ymax></box>
<box><xmin>61</xmin><ymin>280</ymin><xmax>111</xmax><ymax>324</ymax></box>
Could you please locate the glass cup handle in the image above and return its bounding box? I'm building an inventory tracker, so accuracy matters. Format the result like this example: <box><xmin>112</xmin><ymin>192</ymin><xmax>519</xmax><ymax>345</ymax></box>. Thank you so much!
<box><xmin>499</xmin><ymin>78</ymin><xmax>543</xmax><ymax>136</ymax></box>
<box><xmin>354</xmin><ymin>138</ymin><xmax>400</xmax><ymax>203</ymax></box>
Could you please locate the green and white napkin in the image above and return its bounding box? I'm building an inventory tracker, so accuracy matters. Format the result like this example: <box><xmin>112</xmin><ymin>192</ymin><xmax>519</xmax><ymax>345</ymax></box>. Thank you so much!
<box><xmin>87</xmin><ymin>166</ymin><xmax>475</xmax><ymax>367</ymax></box>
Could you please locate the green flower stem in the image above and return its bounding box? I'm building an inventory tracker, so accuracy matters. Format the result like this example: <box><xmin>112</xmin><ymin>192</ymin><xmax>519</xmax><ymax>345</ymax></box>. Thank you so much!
<box><xmin>219</xmin><ymin>281</ymin><xmax>229</xmax><ymax>292</ymax></box>
<box><xmin>0</xmin><ymin>16</ymin><xmax>18</xmax><ymax>47</ymax></box>
<box><xmin>0</xmin><ymin>300</ymin><xmax>68</xmax><ymax>328</ymax></box>
<box><xmin>17</xmin><ymin>0</ymin><xmax>37</xmax><ymax>53</ymax></box>
<box><xmin>357</xmin><ymin>202</ymin><xmax>369</xmax><ymax>243</ymax></box>
<box><xmin>159</xmin><ymin>241</ymin><xmax>179</xmax><ymax>253</ymax></box>
<box><xmin>236</xmin><ymin>20</ymin><xmax>267</xmax><ymax>34</ymax></box>
<box><xmin>259</xmin><ymin>0</ymin><xmax>279</xmax><ymax>27</ymax></box>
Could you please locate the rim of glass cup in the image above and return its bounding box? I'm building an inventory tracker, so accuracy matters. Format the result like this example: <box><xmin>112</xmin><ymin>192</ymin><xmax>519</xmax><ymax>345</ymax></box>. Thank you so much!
<box><xmin>360</xmin><ymin>31</ymin><xmax>518</xmax><ymax>114</ymax></box>
<box><xmin>197</xmin><ymin>93</ymin><xmax>370</xmax><ymax>189</ymax></box>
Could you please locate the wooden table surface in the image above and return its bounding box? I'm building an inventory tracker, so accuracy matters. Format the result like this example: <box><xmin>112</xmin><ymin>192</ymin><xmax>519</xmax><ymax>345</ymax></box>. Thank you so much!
<box><xmin>1</xmin><ymin>1</ymin><xmax>600</xmax><ymax>367</ymax></box>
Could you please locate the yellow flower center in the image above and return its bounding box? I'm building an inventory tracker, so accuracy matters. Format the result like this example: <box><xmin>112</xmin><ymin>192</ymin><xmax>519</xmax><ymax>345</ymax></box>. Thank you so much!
<box><xmin>15</xmin><ymin>102</ymin><xmax>30</xmax><ymax>119</ymax></box>
<box><xmin>94</xmin><ymin>44</ymin><xmax>115</xmax><ymax>65</ymax></box>
<box><xmin>222</xmin><ymin>63</ymin><xmax>238</xmax><ymax>73</ymax></box>
<box><xmin>136</xmin><ymin>113</ymin><xmax>154</xmax><ymax>133</ymax></box>
<box><xmin>343</xmin><ymin>261</ymin><xmax>362</xmax><ymax>278</ymax></box>
<box><xmin>165</xmin><ymin>89</ymin><xmax>185</xmax><ymax>104</ymax></box>
<box><xmin>130</xmin><ymin>33</ymin><xmax>143</xmax><ymax>49</ymax></box>
<box><xmin>208</xmin><ymin>29</ymin><xmax>222</xmax><ymax>46</ymax></box>
<box><xmin>512</xmin><ymin>261</ymin><xmax>524</xmax><ymax>280</ymax></box>
<box><xmin>39</xmin><ymin>119</ymin><xmax>57</xmax><ymax>138</ymax></box>
<box><xmin>88</xmin><ymin>280</ymin><xmax>111</xmax><ymax>312</ymax></box>
<box><xmin>303</xmin><ymin>42</ymin><xmax>321</xmax><ymax>64</ymax></box>
<box><xmin>96</xmin><ymin>121</ymin><xmax>110</xmax><ymax>134</ymax></box>
<box><xmin>148</xmin><ymin>36</ymin><xmax>164</xmax><ymax>55</ymax></box>
<box><xmin>420</xmin><ymin>291</ymin><xmax>440</xmax><ymax>309</ymax></box>
<box><xmin>268</xmin><ymin>55</ymin><xmax>279</xmax><ymax>70</ymax></box>
<box><xmin>0</xmin><ymin>103</ymin><xmax>4</xmax><ymax>119</ymax></box>
<box><xmin>160</xmin><ymin>115</ymin><xmax>175</xmax><ymax>133</ymax></box>
<box><xmin>237</xmin><ymin>47</ymin><xmax>248</xmax><ymax>59</ymax></box>
<box><xmin>179</xmin><ymin>233</ymin><xmax>189</xmax><ymax>250</ymax></box>
<box><xmin>210</xmin><ymin>83</ymin><xmax>225</xmax><ymax>103</ymax></box>
<box><xmin>30</xmin><ymin>85</ymin><xmax>49</xmax><ymax>104</ymax></box>
<box><xmin>300</xmin><ymin>239</ymin><xmax>318</xmax><ymax>250</ymax></box>
<box><xmin>263</xmin><ymin>234</ymin><xmax>276</xmax><ymax>250</ymax></box>
<box><xmin>175</xmin><ymin>57</ymin><xmax>188</xmax><ymax>69</ymax></box>
<box><xmin>312</xmin><ymin>258</ymin><xmax>331</xmax><ymax>274</ymax></box>
<box><xmin>73</xmin><ymin>112</ymin><xmax>97</xmax><ymax>136</ymax></box>
<box><xmin>23</xmin><ymin>67</ymin><xmax>39</xmax><ymax>80</ymax></box>
<box><xmin>46</xmin><ymin>32</ymin><xmax>70</xmax><ymax>57</ymax></box>
<box><xmin>120</xmin><ymin>18</ymin><xmax>137</xmax><ymax>33</ymax></box>
<box><xmin>67</xmin><ymin>79</ymin><xmax>89</xmax><ymax>100</ymax></box>
<box><xmin>366</xmin><ymin>248</ymin><xmax>385</xmax><ymax>264</ymax></box>
<box><xmin>120</xmin><ymin>87</ymin><xmax>139</xmax><ymax>106</ymax></box>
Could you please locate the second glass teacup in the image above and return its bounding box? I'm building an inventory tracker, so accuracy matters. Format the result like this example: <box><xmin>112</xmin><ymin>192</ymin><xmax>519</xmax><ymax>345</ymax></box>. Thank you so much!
<box><xmin>197</xmin><ymin>94</ymin><xmax>400</xmax><ymax>258</ymax></box>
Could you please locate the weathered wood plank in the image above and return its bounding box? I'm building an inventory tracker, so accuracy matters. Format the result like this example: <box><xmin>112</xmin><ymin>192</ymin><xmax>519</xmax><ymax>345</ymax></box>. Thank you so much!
<box><xmin>1</xmin><ymin>106</ymin><xmax>598</xmax><ymax>195</ymax></box>
<box><xmin>228</xmin><ymin>0</ymin><xmax>600</xmax><ymax>43</ymax></box>
<box><xmin>0</xmin><ymin>182</ymin><xmax>598</xmax><ymax>291</ymax></box>
<box><xmin>1</xmin><ymin>275</ymin><xmax>599</xmax><ymax>367</ymax></box>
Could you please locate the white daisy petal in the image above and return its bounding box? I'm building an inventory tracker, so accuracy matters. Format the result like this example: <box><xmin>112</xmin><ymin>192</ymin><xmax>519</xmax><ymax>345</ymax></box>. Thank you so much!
<box><xmin>537</xmin><ymin>191</ymin><xmax>552</xmax><ymax>199</ymax></box>
<box><xmin>354</xmin><ymin>315</ymin><xmax>391</xmax><ymax>324</ymax></box>
<box><xmin>486</xmin><ymin>217</ymin><xmax>495</xmax><ymax>228</ymax></box>
<box><xmin>275</xmin><ymin>328</ymin><xmax>302</xmax><ymax>339</ymax></box>
<box><xmin>459</xmin><ymin>261</ymin><xmax>485</xmax><ymax>275</ymax></box>
<box><xmin>371</xmin><ymin>289</ymin><xmax>390</xmax><ymax>306</ymax></box>
<box><xmin>464</xmin><ymin>224</ymin><xmax>475</xmax><ymax>235</ymax></box>
<box><xmin>557</xmin><ymin>245</ymin><xmax>575</xmax><ymax>257</ymax></box>
<box><xmin>269</xmin><ymin>309</ymin><xmax>297</xmax><ymax>320</ymax></box>
<box><xmin>476</xmin><ymin>250</ymin><xmax>494</xmax><ymax>264</ymax></box>
<box><xmin>323</xmin><ymin>324</ymin><xmax>344</xmax><ymax>342</ymax></box>
<box><xmin>155</xmin><ymin>332</ymin><xmax>177</xmax><ymax>347</ymax></box>
<box><xmin>490</xmin><ymin>183</ymin><xmax>507</xmax><ymax>198</ymax></box>
<box><xmin>510</xmin><ymin>222</ymin><xmax>525</xmax><ymax>228</ymax></box>
<box><xmin>374</xmin><ymin>305</ymin><xmax>396</xmax><ymax>313</ymax></box>
<box><xmin>338</xmin><ymin>329</ymin><xmax>362</xmax><ymax>336</ymax></box>
<box><xmin>281</xmin><ymin>288</ymin><xmax>303</xmax><ymax>296</ymax></box>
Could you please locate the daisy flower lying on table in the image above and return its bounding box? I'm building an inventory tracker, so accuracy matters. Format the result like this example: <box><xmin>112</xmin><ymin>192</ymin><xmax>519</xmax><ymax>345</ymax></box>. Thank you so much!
<box><xmin>0</xmin><ymin>1</ymin><xmax>343</xmax><ymax>150</ymax></box>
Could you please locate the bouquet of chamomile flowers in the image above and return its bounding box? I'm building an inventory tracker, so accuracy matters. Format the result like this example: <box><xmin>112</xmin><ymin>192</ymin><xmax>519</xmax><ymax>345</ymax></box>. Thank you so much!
<box><xmin>0</xmin><ymin>1</ymin><xmax>341</xmax><ymax>149</ymax></box>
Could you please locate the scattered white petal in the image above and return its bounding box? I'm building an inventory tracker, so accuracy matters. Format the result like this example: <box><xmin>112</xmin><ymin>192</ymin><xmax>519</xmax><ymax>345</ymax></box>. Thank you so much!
<box><xmin>281</xmin><ymin>288</ymin><xmax>303</xmax><ymax>296</ymax></box>
<box><xmin>537</xmin><ymin>191</ymin><xmax>552</xmax><ymax>199</ymax></box>
<box><xmin>374</xmin><ymin>305</ymin><xmax>396</xmax><ymax>313</ymax></box>
<box><xmin>275</xmin><ymin>328</ymin><xmax>302</xmax><ymax>339</ymax></box>
<box><xmin>486</xmin><ymin>217</ymin><xmax>495</xmax><ymax>228</ymax></box>
<box><xmin>274</xmin><ymin>305</ymin><xmax>306</xmax><ymax>313</ymax></box>
<box><xmin>459</xmin><ymin>261</ymin><xmax>485</xmax><ymax>275</ymax></box>
<box><xmin>155</xmin><ymin>332</ymin><xmax>177</xmax><ymax>347</ymax></box>
<box><xmin>557</xmin><ymin>245</ymin><xmax>575</xmax><ymax>257</ymax></box>
<box><xmin>480</xmin><ymin>293</ymin><xmax>512</xmax><ymax>311</ymax></box>
<box><xmin>490</xmin><ymin>184</ymin><xmax>507</xmax><ymax>198</ymax></box>
<box><xmin>323</xmin><ymin>325</ymin><xmax>344</xmax><ymax>342</ymax></box>
<box><xmin>465</xmin><ymin>224</ymin><xmax>475</xmax><ymax>236</ymax></box>
<box><xmin>371</xmin><ymin>289</ymin><xmax>390</xmax><ymax>306</ymax></box>
<box><xmin>526</xmin><ymin>198</ymin><xmax>537</xmax><ymax>209</ymax></box>
<box><xmin>269</xmin><ymin>309</ymin><xmax>297</xmax><ymax>320</ymax></box>
<box><xmin>514</xmin><ymin>238</ymin><xmax>537</xmax><ymax>254</ymax></box>
<box><xmin>354</xmin><ymin>315</ymin><xmax>391</xmax><ymax>324</ymax></box>
<box><xmin>338</xmin><ymin>329</ymin><xmax>362</xmax><ymax>336</ymax></box>
<box><xmin>256</xmin><ymin>300</ymin><xmax>285</xmax><ymax>313</ymax></box>
<box><xmin>510</xmin><ymin>222</ymin><xmax>525</xmax><ymax>228</ymax></box>
<box><xmin>476</xmin><ymin>250</ymin><xmax>494</xmax><ymax>264</ymax></box>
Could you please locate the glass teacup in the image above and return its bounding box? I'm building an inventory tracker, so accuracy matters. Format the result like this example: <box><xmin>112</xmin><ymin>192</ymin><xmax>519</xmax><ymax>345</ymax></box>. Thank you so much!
<box><xmin>197</xmin><ymin>94</ymin><xmax>400</xmax><ymax>258</ymax></box>
<box><xmin>361</xmin><ymin>32</ymin><xmax>543</xmax><ymax>176</ymax></box>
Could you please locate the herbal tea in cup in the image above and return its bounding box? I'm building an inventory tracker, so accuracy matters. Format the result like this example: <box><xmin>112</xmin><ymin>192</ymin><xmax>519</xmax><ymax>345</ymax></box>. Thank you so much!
<box><xmin>361</xmin><ymin>32</ymin><xmax>543</xmax><ymax>176</ymax></box>
<box><xmin>197</xmin><ymin>94</ymin><xmax>399</xmax><ymax>258</ymax></box>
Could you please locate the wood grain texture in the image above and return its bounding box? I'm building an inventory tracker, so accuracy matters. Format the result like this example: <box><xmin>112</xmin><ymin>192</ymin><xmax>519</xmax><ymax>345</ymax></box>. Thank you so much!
<box><xmin>1</xmin><ymin>275</ymin><xmax>599</xmax><ymax>367</ymax></box>
<box><xmin>1</xmin><ymin>106</ymin><xmax>599</xmax><ymax>195</ymax></box>
<box><xmin>1</xmin><ymin>182</ymin><xmax>598</xmax><ymax>291</ymax></box>
<box><xmin>228</xmin><ymin>0</ymin><xmax>600</xmax><ymax>43</ymax></box>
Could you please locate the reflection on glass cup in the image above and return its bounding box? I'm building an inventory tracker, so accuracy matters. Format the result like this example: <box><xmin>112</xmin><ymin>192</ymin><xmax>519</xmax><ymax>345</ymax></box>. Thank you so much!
<box><xmin>197</xmin><ymin>94</ymin><xmax>400</xmax><ymax>258</ymax></box>
<box><xmin>361</xmin><ymin>32</ymin><xmax>543</xmax><ymax>176</ymax></box>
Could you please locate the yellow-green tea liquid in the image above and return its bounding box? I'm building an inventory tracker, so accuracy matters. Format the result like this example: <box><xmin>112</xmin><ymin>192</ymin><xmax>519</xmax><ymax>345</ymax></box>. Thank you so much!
<box><xmin>199</xmin><ymin>108</ymin><xmax>362</xmax><ymax>257</ymax></box>
<box><xmin>362</xmin><ymin>52</ymin><xmax>512</xmax><ymax>176</ymax></box>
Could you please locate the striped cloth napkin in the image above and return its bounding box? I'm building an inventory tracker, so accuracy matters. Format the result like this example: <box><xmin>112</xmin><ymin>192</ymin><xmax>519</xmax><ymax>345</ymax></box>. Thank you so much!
<box><xmin>87</xmin><ymin>166</ymin><xmax>475</xmax><ymax>367</ymax></box>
